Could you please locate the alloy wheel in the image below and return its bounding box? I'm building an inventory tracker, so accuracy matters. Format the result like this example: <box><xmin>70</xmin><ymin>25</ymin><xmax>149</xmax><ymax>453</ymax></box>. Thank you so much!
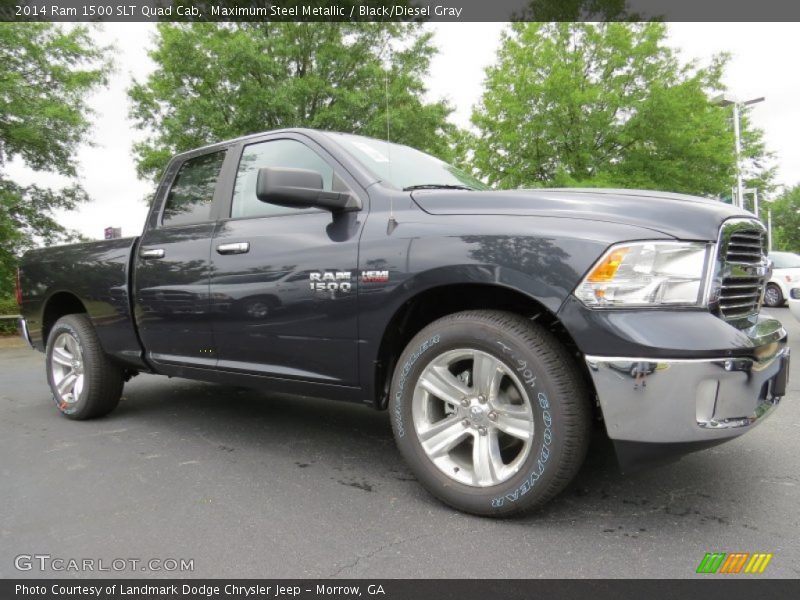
<box><xmin>411</xmin><ymin>348</ymin><xmax>534</xmax><ymax>487</ymax></box>
<box><xmin>50</xmin><ymin>332</ymin><xmax>85</xmax><ymax>409</ymax></box>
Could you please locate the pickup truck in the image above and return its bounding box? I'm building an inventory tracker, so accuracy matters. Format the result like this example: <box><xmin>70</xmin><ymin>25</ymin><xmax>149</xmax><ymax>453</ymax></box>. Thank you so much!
<box><xmin>17</xmin><ymin>129</ymin><xmax>790</xmax><ymax>516</ymax></box>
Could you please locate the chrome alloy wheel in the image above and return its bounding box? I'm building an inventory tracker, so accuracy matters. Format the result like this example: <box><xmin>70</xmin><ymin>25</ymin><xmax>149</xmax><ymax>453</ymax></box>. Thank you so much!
<box><xmin>411</xmin><ymin>348</ymin><xmax>535</xmax><ymax>487</ymax></box>
<box><xmin>764</xmin><ymin>285</ymin><xmax>782</xmax><ymax>307</ymax></box>
<box><xmin>50</xmin><ymin>332</ymin><xmax>85</xmax><ymax>408</ymax></box>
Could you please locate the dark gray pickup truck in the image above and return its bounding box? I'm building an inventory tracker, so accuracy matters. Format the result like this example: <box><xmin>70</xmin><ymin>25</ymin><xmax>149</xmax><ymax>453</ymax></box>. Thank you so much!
<box><xmin>17</xmin><ymin>129</ymin><xmax>790</xmax><ymax>515</ymax></box>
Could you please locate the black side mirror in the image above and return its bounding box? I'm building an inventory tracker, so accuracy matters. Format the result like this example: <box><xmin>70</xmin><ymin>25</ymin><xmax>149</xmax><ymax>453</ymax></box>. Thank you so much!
<box><xmin>256</xmin><ymin>167</ymin><xmax>361</xmax><ymax>212</ymax></box>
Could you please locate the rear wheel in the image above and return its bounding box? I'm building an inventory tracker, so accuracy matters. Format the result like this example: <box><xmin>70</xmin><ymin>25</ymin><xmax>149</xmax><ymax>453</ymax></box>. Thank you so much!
<box><xmin>389</xmin><ymin>310</ymin><xmax>591</xmax><ymax>516</ymax></box>
<box><xmin>764</xmin><ymin>284</ymin><xmax>784</xmax><ymax>307</ymax></box>
<box><xmin>46</xmin><ymin>314</ymin><xmax>124</xmax><ymax>420</ymax></box>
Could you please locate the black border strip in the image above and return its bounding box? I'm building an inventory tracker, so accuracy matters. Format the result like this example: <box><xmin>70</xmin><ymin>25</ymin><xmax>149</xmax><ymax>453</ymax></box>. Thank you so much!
<box><xmin>2</xmin><ymin>1</ymin><xmax>800</xmax><ymax>23</ymax></box>
<box><xmin>4</xmin><ymin>579</ymin><xmax>800</xmax><ymax>600</ymax></box>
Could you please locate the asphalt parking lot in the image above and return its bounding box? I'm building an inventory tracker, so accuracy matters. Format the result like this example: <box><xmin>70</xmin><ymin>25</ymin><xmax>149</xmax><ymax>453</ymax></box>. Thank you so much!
<box><xmin>1</xmin><ymin>308</ymin><xmax>798</xmax><ymax>579</ymax></box>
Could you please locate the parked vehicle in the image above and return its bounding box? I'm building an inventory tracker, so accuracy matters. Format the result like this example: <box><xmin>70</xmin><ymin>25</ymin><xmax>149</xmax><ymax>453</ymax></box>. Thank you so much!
<box><xmin>17</xmin><ymin>129</ymin><xmax>790</xmax><ymax>516</ymax></box>
<box><xmin>790</xmin><ymin>288</ymin><xmax>800</xmax><ymax>322</ymax></box>
<box><xmin>764</xmin><ymin>251</ymin><xmax>800</xmax><ymax>307</ymax></box>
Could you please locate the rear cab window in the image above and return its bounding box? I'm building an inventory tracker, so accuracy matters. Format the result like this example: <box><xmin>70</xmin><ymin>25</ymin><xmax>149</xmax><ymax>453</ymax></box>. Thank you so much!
<box><xmin>162</xmin><ymin>150</ymin><xmax>226</xmax><ymax>227</ymax></box>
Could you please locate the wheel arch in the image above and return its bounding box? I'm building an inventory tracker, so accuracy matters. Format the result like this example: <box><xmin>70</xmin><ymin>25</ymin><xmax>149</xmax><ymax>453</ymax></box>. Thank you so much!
<box><xmin>372</xmin><ymin>283</ymin><xmax>597</xmax><ymax>412</ymax></box>
<box><xmin>41</xmin><ymin>291</ymin><xmax>88</xmax><ymax>348</ymax></box>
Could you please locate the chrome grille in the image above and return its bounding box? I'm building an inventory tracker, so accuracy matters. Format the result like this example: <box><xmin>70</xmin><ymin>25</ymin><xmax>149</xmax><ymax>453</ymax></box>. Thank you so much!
<box><xmin>711</xmin><ymin>219</ymin><xmax>769</xmax><ymax>325</ymax></box>
<box><xmin>718</xmin><ymin>277</ymin><xmax>763</xmax><ymax>318</ymax></box>
<box><xmin>725</xmin><ymin>230</ymin><xmax>766</xmax><ymax>264</ymax></box>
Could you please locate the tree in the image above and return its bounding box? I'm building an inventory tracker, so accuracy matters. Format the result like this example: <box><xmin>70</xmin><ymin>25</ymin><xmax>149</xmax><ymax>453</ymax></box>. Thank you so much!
<box><xmin>0</xmin><ymin>23</ymin><xmax>109</xmax><ymax>297</ymax></box>
<box><xmin>516</xmin><ymin>0</ymin><xmax>641</xmax><ymax>21</ymax></box>
<box><xmin>768</xmin><ymin>185</ymin><xmax>800</xmax><ymax>253</ymax></box>
<box><xmin>468</xmin><ymin>22</ymin><xmax>772</xmax><ymax>196</ymax></box>
<box><xmin>129</xmin><ymin>22</ymin><xmax>455</xmax><ymax>182</ymax></box>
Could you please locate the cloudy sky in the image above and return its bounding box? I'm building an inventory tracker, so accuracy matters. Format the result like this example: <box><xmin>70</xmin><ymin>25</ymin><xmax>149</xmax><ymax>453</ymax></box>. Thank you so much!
<box><xmin>9</xmin><ymin>22</ymin><xmax>800</xmax><ymax>239</ymax></box>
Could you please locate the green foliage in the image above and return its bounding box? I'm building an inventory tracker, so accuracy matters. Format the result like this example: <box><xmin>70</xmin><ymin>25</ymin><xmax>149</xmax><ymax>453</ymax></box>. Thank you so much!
<box><xmin>768</xmin><ymin>185</ymin><xmax>800</xmax><ymax>253</ymax></box>
<box><xmin>469</xmin><ymin>23</ymin><xmax>772</xmax><ymax>196</ymax></box>
<box><xmin>0</xmin><ymin>294</ymin><xmax>16</xmax><ymax>313</ymax></box>
<box><xmin>0</xmin><ymin>23</ymin><xmax>109</xmax><ymax>296</ymax></box>
<box><xmin>0</xmin><ymin>181</ymin><xmax>90</xmax><ymax>291</ymax></box>
<box><xmin>0</xmin><ymin>293</ymin><xmax>17</xmax><ymax>333</ymax></box>
<box><xmin>516</xmin><ymin>0</ymin><xmax>641</xmax><ymax>21</ymax></box>
<box><xmin>129</xmin><ymin>22</ymin><xmax>455</xmax><ymax>182</ymax></box>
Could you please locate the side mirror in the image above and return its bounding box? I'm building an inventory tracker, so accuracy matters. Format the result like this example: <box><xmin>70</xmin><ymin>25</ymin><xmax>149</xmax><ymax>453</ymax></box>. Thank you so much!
<box><xmin>256</xmin><ymin>167</ymin><xmax>361</xmax><ymax>212</ymax></box>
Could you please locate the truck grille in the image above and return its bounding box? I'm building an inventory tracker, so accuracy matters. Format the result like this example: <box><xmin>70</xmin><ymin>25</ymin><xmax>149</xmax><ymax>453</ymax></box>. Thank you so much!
<box><xmin>718</xmin><ymin>277</ymin><xmax>763</xmax><ymax>319</ymax></box>
<box><xmin>725</xmin><ymin>229</ymin><xmax>766</xmax><ymax>264</ymax></box>
<box><xmin>712</xmin><ymin>220</ymin><xmax>769</xmax><ymax>325</ymax></box>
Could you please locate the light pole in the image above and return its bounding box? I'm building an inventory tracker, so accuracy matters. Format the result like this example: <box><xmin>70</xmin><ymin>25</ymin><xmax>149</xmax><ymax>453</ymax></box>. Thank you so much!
<box><xmin>767</xmin><ymin>209</ymin><xmax>772</xmax><ymax>251</ymax></box>
<box><xmin>711</xmin><ymin>94</ymin><xmax>765</xmax><ymax>210</ymax></box>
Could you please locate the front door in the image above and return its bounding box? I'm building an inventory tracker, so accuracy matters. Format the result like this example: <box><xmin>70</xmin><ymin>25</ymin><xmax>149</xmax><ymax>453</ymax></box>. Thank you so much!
<box><xmin>133</xmin><ymin>149</ymin><xmax>227</xmax><ymax>368</ymax></box>
<box><xmin>208</xmin><ymin>137</ymin><xmax>364</xmax><ymax>386</ymax></box>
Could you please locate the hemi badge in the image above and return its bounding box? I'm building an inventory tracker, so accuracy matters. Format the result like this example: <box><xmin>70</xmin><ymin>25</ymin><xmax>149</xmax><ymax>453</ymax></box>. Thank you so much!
<box><xmin>361</xmin><ymin>270</ymin><xmax>389</xmax><ymax>283</ymax></box>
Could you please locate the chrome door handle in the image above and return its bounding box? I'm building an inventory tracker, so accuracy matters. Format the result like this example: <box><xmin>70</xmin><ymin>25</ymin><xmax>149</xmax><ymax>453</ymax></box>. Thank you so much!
<box><xmin>140</xmin><ymin>248</ymin><xmax>165</xmax><ymax>259</ymax></box>
<box><xmin>216</xmin><ymin>242</ymin><xmax>250</xmax><ymax>255</ymax></box>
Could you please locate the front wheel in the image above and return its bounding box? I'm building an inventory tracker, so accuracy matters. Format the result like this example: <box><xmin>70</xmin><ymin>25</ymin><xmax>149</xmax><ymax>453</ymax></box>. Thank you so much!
<box><xmin>46</xmin><ymin>314</ymin><xmax>124</xmax><ymax>420</ymax></box>
<box><xmin>764</xmin><ymin>284</ymin><xmax>784</xmax><ymax>308</ymax></box>
<box><xmin>389</xmin><ymin>310</ymin><xmax>591</xmax><ymax>516</ymax></box>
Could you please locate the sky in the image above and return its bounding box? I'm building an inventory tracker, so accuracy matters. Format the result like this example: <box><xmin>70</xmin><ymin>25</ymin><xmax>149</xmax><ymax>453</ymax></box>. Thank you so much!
<box><xmin>8</xmin><ymin>22</ymin><xmax>800</xmax><ymax>240</ymax></box>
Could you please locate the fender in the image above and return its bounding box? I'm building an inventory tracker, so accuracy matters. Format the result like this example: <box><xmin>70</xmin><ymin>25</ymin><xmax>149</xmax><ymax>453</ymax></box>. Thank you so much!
<box><xmin>355</xmin><ymin>191</ymin><xmax>674</xmax><ymax>403</ymax></box>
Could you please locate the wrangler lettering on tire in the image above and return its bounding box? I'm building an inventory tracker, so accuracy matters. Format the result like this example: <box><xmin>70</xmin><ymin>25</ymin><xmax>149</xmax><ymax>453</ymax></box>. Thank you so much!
<box><xmin>389</xmin><ymin>310</ymin><xmax>591</xmax><ymax>516</ymax></box>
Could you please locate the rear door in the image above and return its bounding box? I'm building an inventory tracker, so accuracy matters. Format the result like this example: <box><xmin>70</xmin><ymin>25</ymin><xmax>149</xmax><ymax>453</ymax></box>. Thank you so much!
<box><xmin>208</xmin><ymin>134</ymin><xmax>366</xmax><ymax>386</ymax></box>
<box><xmin>133</xmin><ymin>148</ymin><xmax>229</xmax><ymax>369</ymax></box>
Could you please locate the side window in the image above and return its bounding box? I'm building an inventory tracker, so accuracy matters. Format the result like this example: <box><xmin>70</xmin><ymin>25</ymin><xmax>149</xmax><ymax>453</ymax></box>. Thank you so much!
<box><xmin>231</xmin><ymin>139</ymin><xmax>334</xmax><ymax>219</ymax></box>
<box><xmin>162</xmin><ymin>151</ymin><xmax>226</xmax><ymax>227</ymax></box>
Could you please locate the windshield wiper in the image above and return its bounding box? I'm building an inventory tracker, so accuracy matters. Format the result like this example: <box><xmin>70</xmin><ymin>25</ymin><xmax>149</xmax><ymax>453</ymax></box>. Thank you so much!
<box><xmin>403</xmin><ymin>184</ymin><xmax>475</xmax><ymax>191</ymax></box>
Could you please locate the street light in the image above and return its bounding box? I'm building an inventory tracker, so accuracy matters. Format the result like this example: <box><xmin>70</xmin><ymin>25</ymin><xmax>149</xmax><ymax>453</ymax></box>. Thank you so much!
<box><xmin>711</xmin><ymin>94</ymin><xmax>765</xmax><ymax>211</ymax></box>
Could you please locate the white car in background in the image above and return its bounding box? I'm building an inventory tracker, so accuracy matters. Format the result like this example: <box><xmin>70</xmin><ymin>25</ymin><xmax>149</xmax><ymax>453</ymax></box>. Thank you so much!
<box><xmin>764</xmin><ymin>251</ymin><xmax>800</xmax><ymax>307</ymax></box>
<box><xmin>790</xmin><ymin>288</ymin><xmax>800</xmax><ymax>322</ymax></box>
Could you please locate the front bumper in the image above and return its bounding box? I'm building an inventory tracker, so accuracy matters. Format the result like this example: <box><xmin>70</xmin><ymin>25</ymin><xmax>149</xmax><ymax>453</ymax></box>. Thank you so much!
<box><xmin>585</xmin><ymin>316</ymin><xmax>789</xmax><ymax>444</ymax></box>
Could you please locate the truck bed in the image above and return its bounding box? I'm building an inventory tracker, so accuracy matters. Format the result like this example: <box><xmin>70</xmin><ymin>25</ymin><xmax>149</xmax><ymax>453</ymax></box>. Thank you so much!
<box><xmin>19</xmin><ymin>237</ymin><xmax>146</xmax><ymax>369</ymax></box>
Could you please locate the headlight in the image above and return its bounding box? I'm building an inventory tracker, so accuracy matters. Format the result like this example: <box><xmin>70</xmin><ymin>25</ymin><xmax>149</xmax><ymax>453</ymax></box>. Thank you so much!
<box><xmin>575</xmin><ymin>242</ymin><xmax>711</xmax><ymax>307</ymax></box>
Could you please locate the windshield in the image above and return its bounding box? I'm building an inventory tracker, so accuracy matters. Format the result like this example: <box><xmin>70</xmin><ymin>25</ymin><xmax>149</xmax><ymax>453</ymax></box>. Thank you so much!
<box><xmin>327</xmin><ymin>132</ymin><xmax>489</xmax><ymax>191</ymax></box>
<box><xmin>770</xmin><ymin>252</ymin><xmax>800</xmax><ymax>269</ymax></box>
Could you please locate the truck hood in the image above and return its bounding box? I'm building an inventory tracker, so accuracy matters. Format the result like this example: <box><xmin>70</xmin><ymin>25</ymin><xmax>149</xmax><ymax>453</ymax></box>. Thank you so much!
<box><xmin>410</xmin><ymin>188</ymin><xmax>752</xmax><ymax>240</ymax></box>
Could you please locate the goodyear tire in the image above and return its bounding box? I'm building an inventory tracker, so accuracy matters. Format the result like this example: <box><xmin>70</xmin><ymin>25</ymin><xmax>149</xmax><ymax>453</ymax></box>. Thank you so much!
<box><xmin>45</xmin><ymin>314</ymin><xmax>124</xmax><ymax>420</ymax></box>
<box><xmin>389</xmin><ymin>310</ymin><xmax>591</xmax><ymax>516</ymax></box>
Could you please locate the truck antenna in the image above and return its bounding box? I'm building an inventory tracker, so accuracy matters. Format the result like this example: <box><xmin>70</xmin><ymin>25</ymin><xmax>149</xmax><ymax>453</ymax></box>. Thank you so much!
<box><xmin>385</xmin><ymin>65</ymin><xmax>398</xmax><ymax>235</ymax></box>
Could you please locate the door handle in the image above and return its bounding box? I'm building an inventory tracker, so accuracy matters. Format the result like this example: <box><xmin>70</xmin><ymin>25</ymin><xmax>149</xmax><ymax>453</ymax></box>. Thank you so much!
<box><xmin>216</xmin><ymin>242</ymin><xmax>250</xmax><ymax>255</ymax></box>
<box><xmin>140</xmin><ymin>248</ymin><xmax>165</xmax><ymax>259</ymax></box>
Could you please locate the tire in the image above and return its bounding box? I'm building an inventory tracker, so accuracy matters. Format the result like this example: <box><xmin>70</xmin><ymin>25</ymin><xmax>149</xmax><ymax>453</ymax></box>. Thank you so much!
<box><xmin>389</xmin><ymin>310</ymin><xmax>591</xmax><ymax>516</ymax></box>
<box><xmin>45</xmin><ymin>314</ymin><xmax>124</xmax><ymax>420</ymax></box>
<box><xmin>764</xmin><ymin>284</ymin><xmax>784</xmax><ymax>308</ymax></box>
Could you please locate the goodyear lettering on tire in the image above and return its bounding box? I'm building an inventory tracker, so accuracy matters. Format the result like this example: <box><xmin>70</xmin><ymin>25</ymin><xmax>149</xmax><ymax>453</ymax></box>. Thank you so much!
<box><xmin>394</xmin><ymin>335</ymin><xmax>440</xmax><ymax>438</ymax></box>
<box><xmin>491</xmin><ymin>341</ymin><xmax>553</xmax><ymax>508</ymax></box>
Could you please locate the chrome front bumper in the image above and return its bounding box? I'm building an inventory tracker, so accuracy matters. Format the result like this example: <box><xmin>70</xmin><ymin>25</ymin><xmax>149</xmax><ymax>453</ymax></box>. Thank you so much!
<box><xmin>585</xmin><ymin>318</ymin><xmax>789</xmax><ymax>444</ymax></box>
